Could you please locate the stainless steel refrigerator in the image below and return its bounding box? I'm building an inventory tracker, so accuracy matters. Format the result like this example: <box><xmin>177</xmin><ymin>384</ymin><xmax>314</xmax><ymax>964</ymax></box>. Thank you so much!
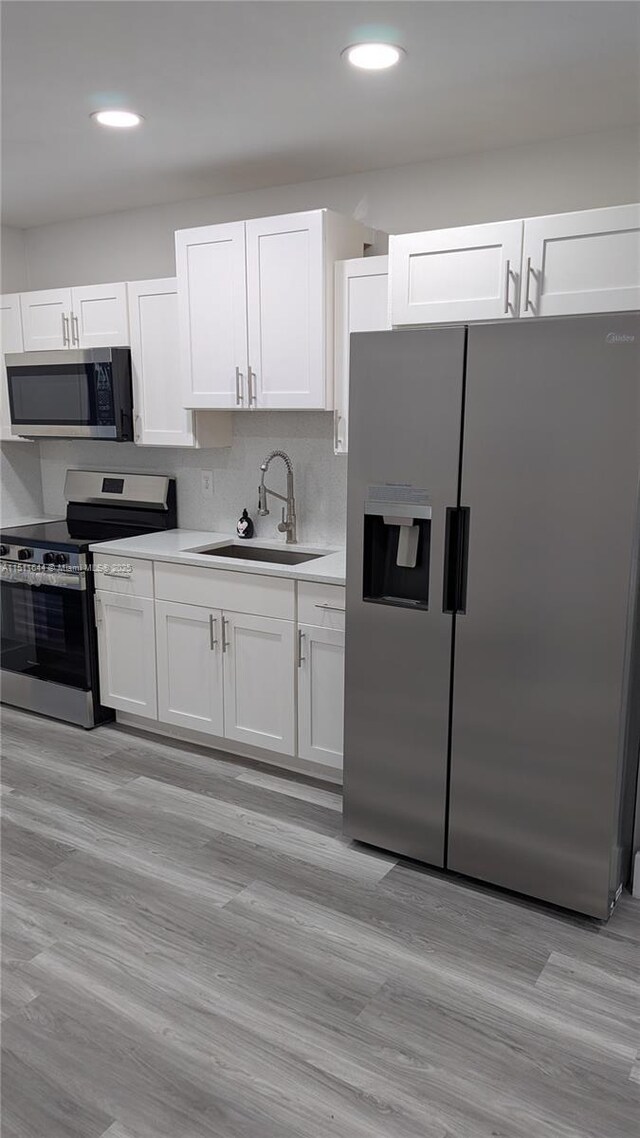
<box><xmin>343</xmin><ymin>313</ymin><xmax>640</xmax><ymax>919</ymax></box>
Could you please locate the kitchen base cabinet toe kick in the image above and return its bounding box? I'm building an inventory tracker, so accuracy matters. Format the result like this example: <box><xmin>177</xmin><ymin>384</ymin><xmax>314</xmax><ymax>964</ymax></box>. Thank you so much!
<box><xmin>93</xmin><ymin>559</ymin><xmax>345</xmax><ymax>780</ymax></box>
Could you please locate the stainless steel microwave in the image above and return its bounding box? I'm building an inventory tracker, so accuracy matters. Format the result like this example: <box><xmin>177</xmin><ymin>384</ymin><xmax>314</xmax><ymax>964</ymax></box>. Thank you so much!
<box><xmin>5</xmin><ymin>348</ymin><xmax>134</xmax><ymax>440</ymax></box>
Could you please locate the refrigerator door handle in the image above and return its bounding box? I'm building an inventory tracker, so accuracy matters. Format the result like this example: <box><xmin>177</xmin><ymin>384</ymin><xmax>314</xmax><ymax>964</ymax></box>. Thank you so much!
<box><xmin>443</xmin><ymin>507</ymin><xmax>470</xmax><ymax>614</ymax></box>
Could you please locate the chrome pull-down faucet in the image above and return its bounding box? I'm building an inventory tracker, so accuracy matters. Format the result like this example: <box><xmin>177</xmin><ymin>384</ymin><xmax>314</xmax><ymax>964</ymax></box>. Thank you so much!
<box><xmin>257</xmin><ymin>450</ymin><xmax>297</xmax><ymax>544</ymax></box>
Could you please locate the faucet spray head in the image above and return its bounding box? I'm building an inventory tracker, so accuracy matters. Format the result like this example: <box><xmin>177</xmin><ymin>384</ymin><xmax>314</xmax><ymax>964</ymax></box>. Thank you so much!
<box><xmin>257</xmin><ymin>481</ymin><xmax>269</xmax><ymax>516</ymax></box>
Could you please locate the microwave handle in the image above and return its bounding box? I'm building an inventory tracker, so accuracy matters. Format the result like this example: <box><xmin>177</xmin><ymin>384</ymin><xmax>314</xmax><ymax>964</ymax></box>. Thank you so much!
<box><xmin>120</xmin><ymin>407</ymin><xmax>134</xmax><ymax>441</ymax></box>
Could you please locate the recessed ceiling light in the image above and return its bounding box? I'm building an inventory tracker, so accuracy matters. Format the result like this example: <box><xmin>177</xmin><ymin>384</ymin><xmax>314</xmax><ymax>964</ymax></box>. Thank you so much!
<box><xmin>342</xmin><ymin>43</ymin><xmax>405</xmax><ymax>71</ymax></box>
<box><xmin>91</xmin><ymin>110</ymin><xmax>143</xmax><ymax>129</ymax></box>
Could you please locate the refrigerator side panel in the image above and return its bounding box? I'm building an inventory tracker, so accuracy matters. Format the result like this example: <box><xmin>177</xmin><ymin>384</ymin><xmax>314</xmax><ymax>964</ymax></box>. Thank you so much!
<box><xmin>448</xmin><ymin>313</ymin><xmax>640</xmax><ymax>918</ymax></box>
<box><xmin>343</xmin><ymin>328</ymin><xmax>465</xmax><ymax>865</ymax></box>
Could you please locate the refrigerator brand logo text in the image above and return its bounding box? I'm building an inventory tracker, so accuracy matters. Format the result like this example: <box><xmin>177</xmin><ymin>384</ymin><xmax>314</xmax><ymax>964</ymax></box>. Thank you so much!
<box><xmin>606</xmin><ymin>332</ymin><xmax>635</xmax><ymax>344</ymax></box>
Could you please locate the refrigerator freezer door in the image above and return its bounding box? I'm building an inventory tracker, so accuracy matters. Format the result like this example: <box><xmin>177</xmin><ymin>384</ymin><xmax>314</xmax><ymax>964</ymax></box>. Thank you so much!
<box><xmin>343</xmin><ymin>328</ymin><xmax>466</xmax><ymax>865</ymax></box>
<box><xmin>448</xmin><ymin>313</ymin><xmax>640</xmax><ymax>918</ymax></box>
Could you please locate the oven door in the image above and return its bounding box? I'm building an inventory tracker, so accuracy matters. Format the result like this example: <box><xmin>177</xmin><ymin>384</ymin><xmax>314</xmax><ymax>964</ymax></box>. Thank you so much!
<box><xmin>5</xmin><ymin>350</ymin><xmax>122</xmax><ymax>438</ymax></box>
<box><xmin>1</xmin><ymin>573</ymin><xmax>92</xmax><ymax>690</ymax></box>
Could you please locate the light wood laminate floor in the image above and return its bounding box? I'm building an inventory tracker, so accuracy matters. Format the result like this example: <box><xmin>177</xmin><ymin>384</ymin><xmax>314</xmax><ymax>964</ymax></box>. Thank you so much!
<box><xmin>1</xmin><ymin>705</ymin><xmax>639</xmax><ymax>1138</ymax></box>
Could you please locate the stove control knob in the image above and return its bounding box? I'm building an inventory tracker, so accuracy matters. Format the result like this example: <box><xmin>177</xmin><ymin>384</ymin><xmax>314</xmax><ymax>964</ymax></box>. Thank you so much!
<box><xmin>54</xmin><ymin>553</ymin><xmax>68</xmax><ymax>567</ymax></box>
<box><xmin>17</xmin><ymin>548</ymin><xmax>33</xmax><ymax>561</ymax></box>
<box><xmin>43</xmin><ymin>551</ymin><xmax>57</xmax><ymax>564</ymax></box>
<box><xmin>0</xmin><ymin>545</ymin><xmax>9</xmax><ymax>557</ymax></box>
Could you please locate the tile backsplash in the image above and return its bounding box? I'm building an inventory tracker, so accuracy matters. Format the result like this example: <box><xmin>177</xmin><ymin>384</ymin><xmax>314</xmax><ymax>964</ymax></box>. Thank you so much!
<box><xmin>37</xmin><ymin>411</ymin><xmax>347</xmax><ymax>546</ymax></box>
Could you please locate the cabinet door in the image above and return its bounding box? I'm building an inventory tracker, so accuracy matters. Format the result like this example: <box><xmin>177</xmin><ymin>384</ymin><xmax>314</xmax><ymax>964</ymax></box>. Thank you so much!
<box><xmin>95</xmin><ymin>591</ymin><xmax>157</xmax><ymax>719</ymax></box>
<box><xmin>1</xmin><ymin>294</ymin><xmax>26</xmax><ymax>441</ymax></box>
<box><xmin>297</xmin><ymin>625</ymin><xmax>344</xmax><ymax>768</ymax></box>
<box><xmin>222</xmin><ymin>611</ymin><xmax>295</xmax><ymax>755</ymax></box>
<box><xmin>334</xmin><ymin>256</ymin><xmax>389</xmax><ymax>454</ymax></box>
<box><xmin>20</xmin><ymin>288</ymin><xmax>73</xmax><ymax>350</ymax></box>
<box><xmin>246</xmin><ymin>211</ymin><xmax>325</xmax><ymax>408</ymax></box>
<box><xmin>390</xmin><ymin>220</ymin><xmax>523</xmax><ymax>326</ymax></box>
<box><xmin>71</xmin><ymin>283</ymin><xmax>129</xmax><ymax>347</ymax></box>
<box><xmin>521</xmin><ymin>204</ymin><xmax>640</xmax><ymax>317</ymax></box>
<box><xmin>156</xmin><ymin>600</ymin><xmax>224</xmax><ymax>734</ymax></box>
<box><xmin>128</xmin><ymin>278</ymin><xmax>196</xmax><ymax>447</ymax></box>
<box><xmin>176</xmin><ymin>222</ymin><xmax>248</xmax><ymax>409</ymax></box>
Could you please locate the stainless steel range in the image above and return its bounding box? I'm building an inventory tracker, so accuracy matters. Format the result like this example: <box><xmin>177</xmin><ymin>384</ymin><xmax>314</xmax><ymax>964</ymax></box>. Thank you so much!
<box><xmin>0</xmin><ymin>470</ymin><xmax>176</xmax><ymax>728</ymax></box>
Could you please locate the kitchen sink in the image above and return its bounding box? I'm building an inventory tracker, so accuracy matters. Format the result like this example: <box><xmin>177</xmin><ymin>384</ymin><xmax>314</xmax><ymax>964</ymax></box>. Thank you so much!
<box><xmin>190</xmin><ymin>544</ymin><xmax>328</xmax><ymax>566</ymax></box>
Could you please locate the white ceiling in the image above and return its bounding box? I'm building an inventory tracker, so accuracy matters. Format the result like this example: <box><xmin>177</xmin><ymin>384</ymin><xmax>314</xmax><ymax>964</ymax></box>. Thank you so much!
<box><xmin>2</xmin><ymin>1</ymin><xmax>639</xmax><ymax>228</ymax></box>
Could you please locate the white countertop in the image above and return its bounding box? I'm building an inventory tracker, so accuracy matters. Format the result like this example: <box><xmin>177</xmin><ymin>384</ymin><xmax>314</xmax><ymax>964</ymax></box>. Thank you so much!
<box><xmin>89</xmin><ymin>529</ymin><xmax>346</xmax><ymax>586</ymax></box>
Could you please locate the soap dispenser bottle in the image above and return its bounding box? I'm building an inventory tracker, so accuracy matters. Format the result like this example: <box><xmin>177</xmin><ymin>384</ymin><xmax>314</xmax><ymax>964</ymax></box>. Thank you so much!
<box><xmin>236</xmin><ymin>509</ymin><xmax>254</xmax><ymax>540</ymax></box>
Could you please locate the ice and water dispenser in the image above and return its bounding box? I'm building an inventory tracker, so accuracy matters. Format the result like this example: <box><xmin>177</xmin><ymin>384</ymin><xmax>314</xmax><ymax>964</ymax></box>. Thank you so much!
<box><xmin>362</xmin><ymin>484</ymin><xmax>431</xmax><ymax>610</ymax></box>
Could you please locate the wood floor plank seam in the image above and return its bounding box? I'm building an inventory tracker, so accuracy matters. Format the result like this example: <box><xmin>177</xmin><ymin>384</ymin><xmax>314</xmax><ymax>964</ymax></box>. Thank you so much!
<box><xmin>2</xmin><ymin>706</ymin><xmax>639</xmax><ymax>1138</ymax></box>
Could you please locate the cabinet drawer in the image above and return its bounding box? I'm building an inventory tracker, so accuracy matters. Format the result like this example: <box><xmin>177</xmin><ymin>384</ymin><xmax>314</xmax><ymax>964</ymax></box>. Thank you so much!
<box><xmin>297</xmin><ymin>581</ymin><xmax>345</xmax><ymax>630</ymax></box>
<box><xmin>93</xmin><ymin>554</ymin><xmax>153</xmax><ymax>598</ymax></box>
<box><xmin>154</xmin><ymin>562</ymin><xmax>294</xmax><ymax>620</ymax></box>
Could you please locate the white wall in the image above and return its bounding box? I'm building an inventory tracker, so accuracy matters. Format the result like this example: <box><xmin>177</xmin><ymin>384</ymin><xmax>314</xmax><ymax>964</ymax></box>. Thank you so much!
<box><xmin>1</xmin><ymin>226</ymin><xmax>28</xmax><ymax>292</ymax></box>
<box><xmin>38</xmin><ymin>412</ymin><xmax>344</xmax><ymax>546</ymax></box>
<box><xmin>0</xmin><ymin>227</ymin><xmax>44</xmax><ymax>522</ymax></box>
<box><xmin>1</xmin><ymin>444</ymin><xmax>44</xmax><ymax>524</ymax></box>
<box><xmin>20</xmin><ymin>127</ymin><xmax>640</xmax><ymax>289</ymax></box>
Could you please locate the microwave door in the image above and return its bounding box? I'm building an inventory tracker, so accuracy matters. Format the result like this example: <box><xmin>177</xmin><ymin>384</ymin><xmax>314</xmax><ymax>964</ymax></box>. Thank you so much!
<box><xmin>5</xmin><ymin>349</ymin><xmax>131</xmax><ymax>439</ymax></box>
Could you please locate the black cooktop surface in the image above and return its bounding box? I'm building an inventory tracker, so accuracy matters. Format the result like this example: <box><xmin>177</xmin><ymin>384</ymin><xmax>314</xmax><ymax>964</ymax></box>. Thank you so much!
<box><xmin>0</xmin><ymin>519</ymin><xmax>153</xmax><ymax>551</ymax></box>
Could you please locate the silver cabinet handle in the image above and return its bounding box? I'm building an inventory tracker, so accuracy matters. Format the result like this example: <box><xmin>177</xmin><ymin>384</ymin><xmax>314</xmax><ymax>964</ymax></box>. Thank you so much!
<box><xmin>524</xmin><ymin>257</ymin><xmax>534</xmax><ymax>312</ymax></box>
<box><xmin>235</xmin><ymin>366</ymin><xmax>244</xmax><ymax>406</ymax></box>
<box><xmin>314</xmin><ymin>603</ymin><xmax>345</xmax><ymax>613</ymax></box>
<box><xmin>95</xmin><ymin>595</ymin><xmax>102</xmax><ymax>624</ymax></box>
<box><xmin>62</xmin><ymin>313</ymin><xmax>70</xmax><ymax>346</ymax></box>
<box><xmin>209</xmin><ymin>614</ymin><xmax>218</xmax><ymax>649</ymax></box>
<box><xmin>248</xmin><ymin>367</ymin><xmax>257</xmax><ymax>407</ymax></box>
<box><xmin>134</xmin><ymin>413</ymin><xmax>142</xmax><ymax>442</ymax></box>
<box><xmin>71</xmin><ymin>312</ymin><xmax>80</xmax><ymax>345</ymax></box>
<box><xmin>334</xmin><ymin>412</ymin><xmax>342</xmax><ymax>451</ymax></box>
<box><xmin>503</xmin><ymin>259</ymin><xmax>512</xmax><ymax>315</ymax></box>
<box><xmin>298</xmin><ymin>628</ymin><xmax>305</xmax><ymax>667</ymax></box>
<box><xmin>221</xmin><ymin>616</ymin><xmax>229</xmax><ymax>653</ymax></box>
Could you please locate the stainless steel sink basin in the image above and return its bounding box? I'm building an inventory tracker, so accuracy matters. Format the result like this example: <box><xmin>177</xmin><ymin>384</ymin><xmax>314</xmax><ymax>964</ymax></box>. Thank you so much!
<box><xmin>191</xmin><ymin>544</ymin><xmax>327</xmax><ymax>566</ymax></box>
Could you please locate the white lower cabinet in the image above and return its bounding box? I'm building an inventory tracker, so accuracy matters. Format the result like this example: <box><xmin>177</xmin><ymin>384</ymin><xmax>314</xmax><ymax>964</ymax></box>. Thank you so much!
<box><xmin>156</xmin><ymin>600</ymin><xmax>224</xmax><ymax>734</ymax></box>
<box><xmin>297</xmin><ymin>624</ymin><xmax>345</xmax><ymax>769</ymax></box>
<box><xmin>222</xmin><ymin>611</ymin><xmax>296</xmax><ymax>755</ymax></box>
<box><xmin>96</xmin><ymin>565</ymin><xmax>344</xmax><ymax>773</ymax></box>
<box><xmin>95</xmin><ymin>591</ymin><xmax>157</xmax><ymax>719</ymax></box>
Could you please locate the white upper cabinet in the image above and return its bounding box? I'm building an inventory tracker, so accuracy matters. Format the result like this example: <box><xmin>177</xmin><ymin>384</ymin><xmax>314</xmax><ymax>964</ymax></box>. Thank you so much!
<box><xmin>20</xmin><ymin>283</ymin><xmax>129</xmax><ymax>350</ymax></box>
<box><xmin>1</xmin><ymin>294</ymin><xmax>26</xmax><ymax>441</ymax></box>
<box><xmin>127</xmin><ymin>277</ymin><xmax>231</xmax><ymax>449</ymax></box>
<box><xmin>176</xmin><ymin>209</ymin><xmax>368</xmax><ymax>411</ymax></box>
<box><xmin>71</xmin><ymin>282</ymin><xmax>129</xmax><ymax>346</ymax></box>
<box><xmin>20</xmin><ymin>288</ymin><xmax>73</xmax><ymax>350</ymax></box>
<box><xmin>246</xmin><ymin>211</ymin><xmax>325</xmax><ymax>409</ymax></box>
<box><xmin>390</xmin><ymin>205</ymin><xmax>640</xmax><ymax>327</ymax></box>
<box><xmin>176</xmin><ymin>222</ymin><xmax>249</xmax><ymax>409</ymax></box>
<box><xmin>520</xmin><ymin>204</ymin><xmax>640</xmax><ymax>318</ymax></box>
<box><xmin>390</xmin><ymin>220</ymin><xmax>523</xmax><ymax>326</ymax></box>
<box><xmin>333</xmin><ymin>256</ymin><xmax>390</xmax><ymax>454</ymax></box>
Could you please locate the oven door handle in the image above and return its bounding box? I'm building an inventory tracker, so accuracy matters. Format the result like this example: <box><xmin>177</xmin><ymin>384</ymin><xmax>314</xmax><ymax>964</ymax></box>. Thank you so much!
<box><xmin>0</xmin><ymin>566</ymin><xmax>85</xmax><ymax>591</ymax></box>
